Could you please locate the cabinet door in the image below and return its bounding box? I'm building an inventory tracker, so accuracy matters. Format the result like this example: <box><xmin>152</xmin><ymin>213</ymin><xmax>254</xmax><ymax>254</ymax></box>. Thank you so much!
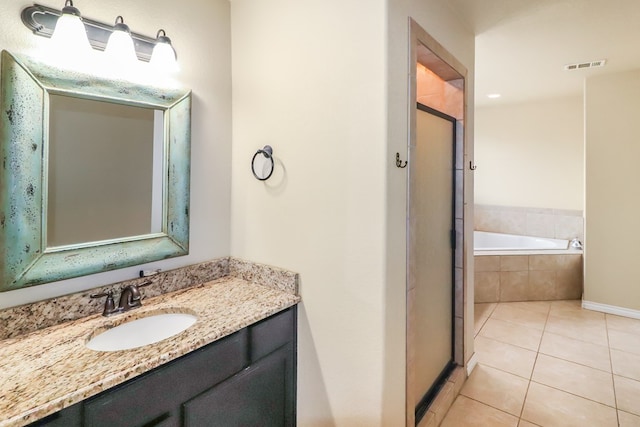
<box><xmin>183</xmin><ymin>345</ymin><xmax>293</xmax><ymax>427</ymax></box>
<box><xmin>83</xmin><ymin>330</ymin><xmax>248</xmax><ymax>427</ymax></box>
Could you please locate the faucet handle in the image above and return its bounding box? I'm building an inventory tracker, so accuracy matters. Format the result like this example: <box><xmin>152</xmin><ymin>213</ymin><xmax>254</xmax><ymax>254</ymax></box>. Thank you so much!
<box><xmin>90</xmin><ymin>290</ymin><xmax>118</xmax><ymax>316</ymax></box>
<box><xmin>121</xmin><ymin>280</ymin><xmax>152</xmax><ymax>293</ymax></box>
<box><xmin>136</xmin><ymin>280</ymin><xmax>153</xmax><ymax>301</ymax></box>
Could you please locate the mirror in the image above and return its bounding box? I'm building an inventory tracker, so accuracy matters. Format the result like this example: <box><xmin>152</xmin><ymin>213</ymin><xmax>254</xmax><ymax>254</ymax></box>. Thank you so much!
<box><xmin>47</xmin><ymin>95</ymin><xmax>163</xmax><ymax>247</ymax></box>
<box><xmin>0</xmin><ymin>50</ymin><xmax>191</xmax><ymax>291</ymax></box>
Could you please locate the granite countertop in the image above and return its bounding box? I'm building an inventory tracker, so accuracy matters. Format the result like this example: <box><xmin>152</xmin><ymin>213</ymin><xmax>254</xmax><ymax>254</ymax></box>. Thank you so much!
<box><xmin>0</xmin><ymin>274</ymin><xmax>300</xmax><ymax>427</ymax></box>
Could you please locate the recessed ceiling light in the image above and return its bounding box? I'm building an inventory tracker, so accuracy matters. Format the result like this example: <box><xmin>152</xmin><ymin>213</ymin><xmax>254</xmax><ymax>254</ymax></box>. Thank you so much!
<box><xmin>487</xmin><ymin>93</ymin><xmax>501</xmax><ymax>99</ymax></box>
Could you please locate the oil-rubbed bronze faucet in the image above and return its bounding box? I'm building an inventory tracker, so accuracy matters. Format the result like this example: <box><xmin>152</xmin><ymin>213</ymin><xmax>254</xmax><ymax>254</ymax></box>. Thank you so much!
<box><xmin>90</xmin><ymin>281</ymin><xmax>152</xmax><ymax>317</ymax></box>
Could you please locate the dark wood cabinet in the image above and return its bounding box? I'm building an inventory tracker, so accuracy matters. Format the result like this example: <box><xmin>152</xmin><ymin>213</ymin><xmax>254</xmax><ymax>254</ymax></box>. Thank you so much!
<box><xmin>28</xmin><ymin>307</ymin><xmax>296</xmax><ymax>427</ymax></box>
<box><xmin>184</xmin><ymin>345</ymin><xmax>291</xmax><ymax>427</ymax></box>
<box><xmin>26</xmin><ymin>405</ymin><xmax>82</xmax><ymax>427</ymax></box>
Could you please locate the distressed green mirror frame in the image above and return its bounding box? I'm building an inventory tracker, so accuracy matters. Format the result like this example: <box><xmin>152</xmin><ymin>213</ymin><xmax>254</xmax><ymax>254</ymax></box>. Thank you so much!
<box><xmin>0</xmin><ymin>50</ymin><xmax>191</xmax><ymax>291</ymax></box>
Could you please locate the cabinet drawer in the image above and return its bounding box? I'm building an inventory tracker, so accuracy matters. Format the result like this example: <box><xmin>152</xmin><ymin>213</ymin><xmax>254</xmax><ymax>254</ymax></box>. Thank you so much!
<box><xmin>250</xmin><ymin>307</ymin><xmax>295</xmax><ymax>361</ymax></box>
<box><xmin>84</xmin><ymin>329</ymin><xmax>248</xmax><ymax>427</ymax></box>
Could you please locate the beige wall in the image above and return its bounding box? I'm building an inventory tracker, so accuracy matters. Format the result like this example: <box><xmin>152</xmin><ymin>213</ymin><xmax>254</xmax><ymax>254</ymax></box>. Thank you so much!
<box><xmin>231</xmin><ymin>1</ymin><xmax>388</xmax><ymax>424</ymax></box>
<box><xmin>584</xmin><ymin>69</ymin><xmax>640</xmax><ymax>311</ymax></box>
<box><xmin>475</xmin><ymin>96</ymin><xmax>584</xmax><ymax>210</ymax></box>
<box><xmin>231</xmin><ymin>0</ymin><xmax>473</xmax><ymax>425</ymax></box>
<box><xmin>0</xmin><ymin>0</ymin><xmax>232</xmax><ymax>308</ymax></box>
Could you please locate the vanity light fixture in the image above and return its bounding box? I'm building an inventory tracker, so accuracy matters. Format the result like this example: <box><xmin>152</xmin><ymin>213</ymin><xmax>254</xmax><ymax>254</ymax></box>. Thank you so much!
<box><xmin>150</xmin><ymin>29</ymin><xmax>178</xmax><ymax>71</ymax></box>
<box><xmin>49</xmin><ymin>0</ymin><xmax>91</xmax><ymax>55</ymax></box>
<box><xmin>104</xmin><ymin>16</ymin><xmax>138</xmax><ymax>65</ymax></box>
<box><xmin>21</xmin><ymin>3</ymin><xmax>179</xmax><ymax>67</ymax></box>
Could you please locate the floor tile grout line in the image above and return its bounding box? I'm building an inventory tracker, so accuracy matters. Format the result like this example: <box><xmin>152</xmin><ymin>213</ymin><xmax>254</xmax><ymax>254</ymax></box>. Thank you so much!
<box><xmin>535</xmin><ymin>350</ymin><xmax>613</xmax><ymax>375</ymax></box>
<box><xmin>488</xmin><ymin>302</ymin><xmax>498</xmax><ymax>317</ymax></box>
<box><xmin>473</xmin><ymin>303</ymin><xmax>498</xmax><ymax>339</ymax></box>
<box><xmin>515</xmin><ymin>300</ymin><xmax>553</xmax><ymax>423</ymax></box>
<box><xmin>474</xmin><ymin>360</ymin><xmax>531</xmax><ymax>382</ymax></box>
<box><xmin>485</xmin><ymin>313</ymin><xmax>547</xmax><ymax>331</ymax></box>
<box><xmin>476</xmin><ymin>331</ymin><xmax>542</xmax><ymax>353</ymax></box>
<box><xmin>541</xmin><ymin>328</ymin><xmax>611</xmax><ymax>350</ymax></box>
<box><xmin>475</xmin><ymin>314</ymin><xmax>490</xmax><ymax>337</ymax></box>
<box><xmin>476</xmin><ymin>303</ymin><xmax>499</xmax><ymax>336</ymax></box>
<box><xmin>543</xmin><ymin>313</ymin><xmax>611</xmax><ymax>347</ymax></box>
<box><xmin>535</xmin><ymin>301</ymin><xmax>550</xmax><ymax>353</ymax></box>
<box><xmin>518</xmin><ymin>420</ymin><xmax>543</xmax><ymax>427</ymax></box>
<box><xmin>457</xmin><ymin>394</ymin><xmax>522</xmax><ymax>421</ymax></box>
<box><xmin>528</xmin><ymin>379</ymin><xmax>617</xmax><ymax>410</ymax></box>
<box><xmin>612</xmin><ymin>372</ymin><xmax>640</xmax><ymax>382</ymax></box>
<box><xmin>619</xmin><ymin>409</ymin><xmax>640</xmax><ymax>421</ymax></box>
<box><xmin>604</xmin><ymin>314</ymin><xmax>621</xmax><ymax>427</ymax></box>
<box><xmin>489</xmin><ymin>308</ymin><xmax>547</xmax><ymax>329</ymax></box>
<box><xmin>605</xmin><ymin>313</ymin><xmax>640</xmax><ymax>335</ymax></box>
<box><xmin>517</xmin><ymin>375</ymin><xmax>532</xmax><ymax>424</ymax></box>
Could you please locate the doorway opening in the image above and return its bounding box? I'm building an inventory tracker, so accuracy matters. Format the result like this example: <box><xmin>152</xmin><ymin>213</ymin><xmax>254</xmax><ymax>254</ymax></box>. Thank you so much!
<box><xmin>407</xmin><ymin>19</ymin><xmax>468</xmax><ymax>427</ymax></box>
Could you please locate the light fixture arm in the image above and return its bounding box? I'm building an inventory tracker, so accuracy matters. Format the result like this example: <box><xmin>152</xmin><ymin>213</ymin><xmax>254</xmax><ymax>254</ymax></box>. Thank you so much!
<box><xmin>112</xmin><ymin>15</ymin><xmax>130</xmax><ymax>33</ymax></box>
<box><xmin>61</xmin><ymin>0</ymin><xmax>81</xmax><ymax>17</ymax></box>
<box><xmin>21</xmin><ymin>3</ymin><xmax>164</xmax><ymax>62</ymax></box>
<box><xmin>156</xmin><ymin>29</ymin><xmax>170</xmax><ymax>44</ymax></box>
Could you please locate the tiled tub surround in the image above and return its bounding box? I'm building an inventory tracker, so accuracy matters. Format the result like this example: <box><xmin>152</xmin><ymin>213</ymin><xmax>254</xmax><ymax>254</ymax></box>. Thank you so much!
<box><xmin>0</xmin><ymin>258</ymin><xmax>300</xmax><ymax>427</ymax></box>
<box><xmin>475</xmin><ymin>254</ymin><xmax>582</xmax><ymax>303</ymax></box>
<box><xmin>475</xmin><ymin>204</ymin><xmax>584</xmax><ymax>242</ymax></box>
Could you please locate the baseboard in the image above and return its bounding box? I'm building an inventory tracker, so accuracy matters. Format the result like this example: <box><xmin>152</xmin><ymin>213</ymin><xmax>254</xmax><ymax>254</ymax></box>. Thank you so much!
<box><xmin>582</xmin><ymin>300</ymin><xmax>640</xmax><ymax>320</ymax></box>
<box><xmin>465</xmin><ymin>353</ymin><xmax>478</xmax><ymax>376</ymax></box>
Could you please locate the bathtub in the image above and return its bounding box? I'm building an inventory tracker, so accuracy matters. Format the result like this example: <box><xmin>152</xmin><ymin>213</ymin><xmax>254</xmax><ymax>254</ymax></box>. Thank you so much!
<box><xmin>474</xmin><ymin>231</ymin><xmax>569</xmax><ymax>254</ymax></box>
<box><xmin>474</xmin><ymin>231</ymin><xmax>583</xmax><ymax>302</ymax></box>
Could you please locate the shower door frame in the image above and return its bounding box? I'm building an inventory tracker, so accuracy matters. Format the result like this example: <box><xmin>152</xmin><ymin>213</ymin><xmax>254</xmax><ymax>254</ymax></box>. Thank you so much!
<box><xmin>412</xmin><ymin>102</ymin><xmax>458</xmax><ymax>423</ymax></box>
<box><xmin>406</xmin><ymin>17</ymin><xmax>469</xmax><ymax>427</ymax></box>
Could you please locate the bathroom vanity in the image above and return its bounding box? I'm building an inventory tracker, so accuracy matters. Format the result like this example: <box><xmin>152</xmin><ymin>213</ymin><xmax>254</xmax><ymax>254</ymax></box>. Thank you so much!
<box><xmin>30</xmin><ymin>307</ymin><xmax>296</xmax><ymax>427</ymax></box>
<box><xmin>0</xmin><ymin>260</ymin><xmax>300</xmax><ymax>427</ymax></box>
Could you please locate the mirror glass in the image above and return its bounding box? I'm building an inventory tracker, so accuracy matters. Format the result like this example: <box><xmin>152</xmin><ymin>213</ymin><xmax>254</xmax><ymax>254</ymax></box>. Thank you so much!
<box><xmin>47</xmin><ymin>95</ymin><xmax>163</xmax><ymax>247</ymax></box>
<box><xmin>0</xmin><ymin>50</ymin><xmax>191</xmax><ymax>291</ymax></box>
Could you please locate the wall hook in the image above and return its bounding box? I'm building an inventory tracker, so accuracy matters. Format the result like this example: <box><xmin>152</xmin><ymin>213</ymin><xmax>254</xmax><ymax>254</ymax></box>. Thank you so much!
<box><xmin>396</xmin><ymin>153</ymin><xmax>407</xmax><ymax>169</ymax></box>
<box><xmin>469</xmin><ymin>161</ymin><xmax>477</xmax><ymax>170</ymax></box>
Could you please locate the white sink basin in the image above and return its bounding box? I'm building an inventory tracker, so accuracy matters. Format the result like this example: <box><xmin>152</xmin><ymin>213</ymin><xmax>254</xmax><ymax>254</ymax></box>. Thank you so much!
<box><xmin>86</xmin><ymin>312</ymin><xmax>198</xmax><ymax>352</ymax></box>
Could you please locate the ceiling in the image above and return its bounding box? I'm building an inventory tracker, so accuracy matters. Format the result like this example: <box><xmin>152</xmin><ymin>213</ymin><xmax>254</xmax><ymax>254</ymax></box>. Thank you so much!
<box><xmin>445</xmin><ymin>0</ymin><xmax>640</xmax><ymax>106</ymax></box>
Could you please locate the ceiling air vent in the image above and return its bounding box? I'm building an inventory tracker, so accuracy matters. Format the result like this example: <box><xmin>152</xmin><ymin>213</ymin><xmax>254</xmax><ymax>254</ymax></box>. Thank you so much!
<box><xmin>563</xmin><ymin>59</ymin><xmax>607</xmax><ymax>71</ymax></box>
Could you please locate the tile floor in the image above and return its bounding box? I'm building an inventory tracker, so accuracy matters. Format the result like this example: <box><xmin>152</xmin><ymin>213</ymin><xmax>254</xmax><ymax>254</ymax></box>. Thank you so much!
<box><xmin>440</xmin><ymin>300</ymin><xmax>640</xmax><ymax>427</ymax></box>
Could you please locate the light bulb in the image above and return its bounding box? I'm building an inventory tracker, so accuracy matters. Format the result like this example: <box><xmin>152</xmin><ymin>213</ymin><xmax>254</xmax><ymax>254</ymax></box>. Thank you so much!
<box><xmin>50</xmin><ymin>0</ymin><xmax>92</xmax><ymax>57</ymax></box>
<box><xmin>150</xmin><ymin>29</ymin><xmax>178</xmax><ymax>73</ymax></box>
<box><xmin>104</xmin><ymin>16</ymin><xmax>138</xmax><ymax>65</ymax></box>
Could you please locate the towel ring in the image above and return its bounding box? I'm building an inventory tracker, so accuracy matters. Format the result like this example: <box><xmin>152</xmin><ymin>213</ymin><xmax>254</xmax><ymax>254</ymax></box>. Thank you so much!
<box><xmin>251</xmin><ymin>145</ymin><xmax>274</xmax><ymax>181</ymax></box>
